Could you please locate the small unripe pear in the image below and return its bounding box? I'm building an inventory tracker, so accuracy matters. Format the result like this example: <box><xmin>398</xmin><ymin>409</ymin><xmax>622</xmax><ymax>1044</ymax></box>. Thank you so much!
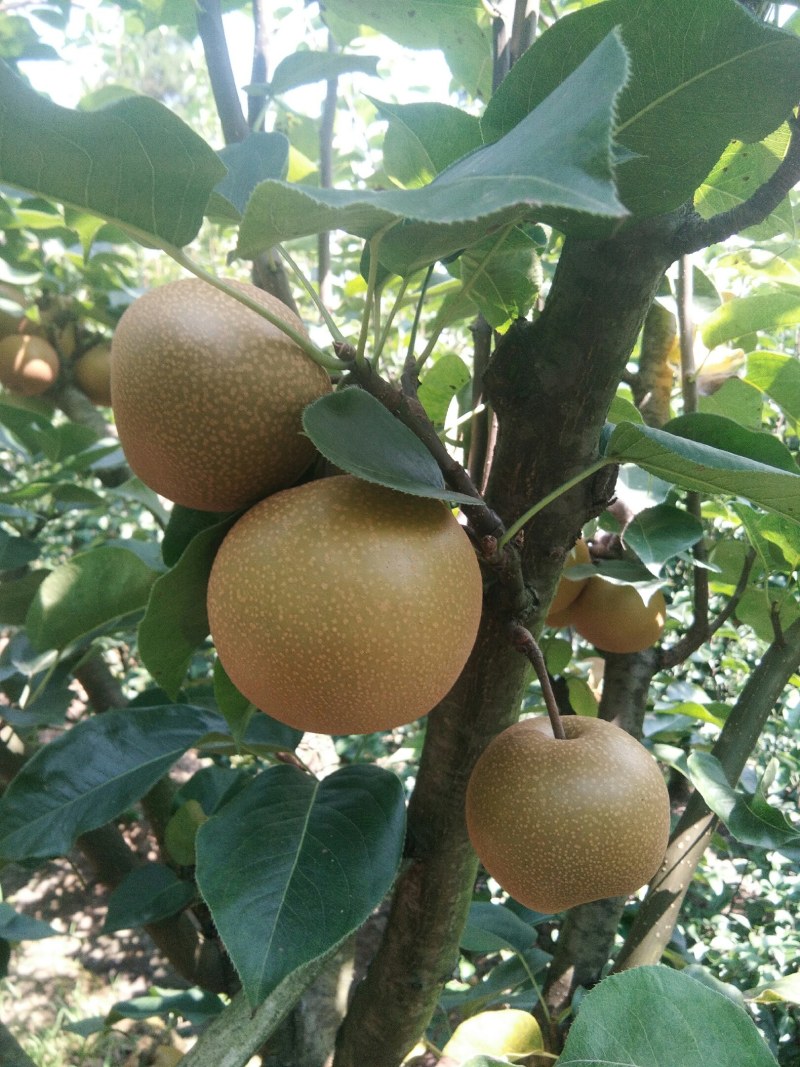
<box><xmin>466</xmin><ymin>715</ymin><xmax>670</xmax><ymax>913</ymax></box>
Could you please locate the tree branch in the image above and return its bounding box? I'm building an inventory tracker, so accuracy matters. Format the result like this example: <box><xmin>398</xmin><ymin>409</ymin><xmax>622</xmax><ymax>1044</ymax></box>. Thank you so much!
<box><xmin>249</xmin><ymin>0</ymin><xmax>269</xmax><ymax>130</ymax></box>
<box><xmin>196</xmin><ymin>0</ymin><xmax>249</xmax><ymax>144</ymax></box>
<box><xmin>672</xmin><ymin>111</ymin><xmax>800</xmax><ymax>255</ymax></box>
<box><xmin>614</xmin><ymin>615</ymin><xmax>800</xmax><ymax>971</ymax></box>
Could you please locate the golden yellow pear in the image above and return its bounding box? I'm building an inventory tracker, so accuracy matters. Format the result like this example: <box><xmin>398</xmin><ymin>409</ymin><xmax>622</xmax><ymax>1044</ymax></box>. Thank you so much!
<box><xmin>110</xmin><ymin>278</ymin><xmax>331</xmax><ymax>512</ymax></box>
<box><xmin>441</xmin><ymin>1008</ymin><xmax>543</xmax><ymax>1062</ymax></box>
<box><xmin>0</xmin><ymin>334</ymin><xmax>60</xmax><ymax>396</ymax></box>
<box><xmin>466</xmin><ymin>715</ymin><xmax>670</xmax><ymax>914</ymax></box>
<box><xmin>545</xmin><ymin>537</ymin><xmax>591</xmax><ymax>622</ymax></box>
<box><xmin>568</xmin><ymin>577</ymin><xmax>666</xmax><ymax>653</ymax></box>
<box><xmin>74</xmin><ymin>342</ymin><xmax>113</xmax><ymax>405</ymax></box>
<box><xmin>207</xmin><ymin>475</ymin><xmax>484</xmax><ymax>735</ymax></box>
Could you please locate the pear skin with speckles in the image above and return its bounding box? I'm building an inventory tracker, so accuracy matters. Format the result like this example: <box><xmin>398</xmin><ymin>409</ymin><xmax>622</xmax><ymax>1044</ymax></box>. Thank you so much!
<box><xmin>466</xmin><ymin>716</ymin><xmax>670</xmax><ymax>914</ymax></box>
<box><xmin>110</xmin><ymin>278</ymin><xmax>331</xmax><ymax>512</ymax></box>
<box><xmin>206</xmin><ymin>475</ymin><xmax>484</xmax><ymax>735</ymax></box>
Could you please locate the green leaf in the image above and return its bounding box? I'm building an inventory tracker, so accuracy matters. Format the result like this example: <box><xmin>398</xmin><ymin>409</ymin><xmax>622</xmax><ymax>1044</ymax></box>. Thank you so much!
<box><xmin>748</xmin><ymin>972</ymin><xmax>800</xmax><ymax>1006</ymax></box>
<box><xmin>734</xmin><ymin>586</ymin><xmax>800</xmax><ymax>643</ymax></box>
<box><xmin>698</xmin><ymin>376</ymin><xmax>764</xmax><ymax>432</ymax></box>
<box><xmin>0</xmin><ymin>528</ymin><xmax>39</xmax><ymax>570</ymax></box>
<box><xmin>0</xmin><ymin>61</ymin><xmax>226</xmax><ymax>248</ymax></box>
<box><xmin>659</xmin><ymin>702</ymin><xmax>728</xmax><ymax>729</ymax></box>
<box><xmin>302</xmin><ymin>388</ymin><xmax>478</xmax><ymax>505</ymax></box>
<box><xmin>210</xmin><ymin>132</ymin><xmax>289</xmax><ymax>220</ymax></box>
<box><xmin>195</xmin><ymin>763</ymin><xmax>406</xmax><ymax>1007</ymax></box>
<box><xmin>607</xmin><ymin>393</ymin><xmax>644</xmax><ymax>425</ymax></box>
<box><xmin>451</xmin><ymin>225</ymin><xmax>542</xmax><ymax>329</ymax></box>
<box><xmin>235</xmin><ymin>33</ymin><xmax>629</xmax><ymax>273</ymax></box>
<box><xmin>0</xmin><ymin>704</ymin><xmax>223</xmax><ymax>860</ymax></box>
<box><xmin>745</xmin><ymin>350</ymin><xmax>800</xmax><ymax>422</ymax></box>
<box><xmin>102</xmin><ymin>864</ymin><xmax>196</xmax><ymax>933</ymax></box>
<box><xmin>686</xmin><ymin>752</ymin><xmax>800</xmax><ymax>850</ymax></box>
<box><xmin>25</xmin><ymin>545</ymin><xmax>161</xmax><ymax>652</ymax></box>
<box><xmin>482</xmin><ymin>0</ymin><xmax>800</xmax><ymax>218</ymax></box>
<box><xmin>702</xmin><ymin>292</ymin><xmax>800</xmax><ymax>350</ymax></box>
<box><xmin>138</xmin><ymin>517</ymin><xmax>236</xmax><ymax>699</ymax></box>
<box><xmin>108</xmin><ymin>987</ymin><xmax>224</xmax><ymax>1026</ymax></box>
<box><xmin>0</xmin><ymin>902</ymin><xmax>59</xmax><ymax>941</ymax></box>
<box><xmin>559</xmin><ymin>965</ymin><xmax>779</xmax><ymax>1067</ymax></box>
<box><xmin>265</xmin><ymin>52</ymin><xmax>379</xmax><ymax>96</ymax></box>
<box><xmin>161</xmin><ymin>504</ymin><xmax>234</xmax><ymax>568</ymax></box>
<box><xmin>664</xmin><ymin>412</ymin><xmax>798</xmax><ymax>473</ymax></box>
<box><xmin>460</xmin><ymin>902</ymin><xmax>538</xmax><ymax>954</ymax></box>
<box><xmin>605</xmin><ymin>422</ymin><xmax>800</xmax><ymax>523</ymax></box>
<box><xmin>623</xmin><ymin>504</ymin><xmax>703</xmax><ymax>572</ymax></box>
<box><xmin>757</xmin><ymin>512</ymin><xmax>800</xmax><ymax>569</ymax></box>
<box><xmin>0</xmin><ymin>568</ymin><xmax>49</xmax><ymax>625</ymax></box>
<box><xmin>373</xmin><ymin>99</ymin><xmax>483</xmax><ymax>189</ymax></box>
<box><xmin>695</xmin><ymin>126</ymin><xmax>795</xmax><ymax>241</ymax></box>
<box><xmin>322</xmin><ymin>0</ymin><xmax>491</xmax><ymax>98</ymax></box>
<box><xmin>418</xmin><ymin>353</ymin><xmax>472</xmax><ymax>425</ymax></box>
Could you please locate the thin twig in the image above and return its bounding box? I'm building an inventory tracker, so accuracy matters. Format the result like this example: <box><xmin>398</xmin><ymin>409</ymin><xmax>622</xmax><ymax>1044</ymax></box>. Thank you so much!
<box><xmin>508</xmin><ymin>623</ymin><xmax>566</xmax><ymax>739</ymax></box>
<box><xmin>318</xmin><ymin>30</ymin><xmax>338</xmax><ymax>303</ymax></box>
<box><xmin>660</xmin><ymin>548</ymin><xmax>756</xmax><ymax>668</ymax></box>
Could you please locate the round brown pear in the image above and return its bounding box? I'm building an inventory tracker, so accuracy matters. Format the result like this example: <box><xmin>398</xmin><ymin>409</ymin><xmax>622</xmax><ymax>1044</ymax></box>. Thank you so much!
<box><xmin>207</xmin><ymin>475</ymin><xmax>484</xmax><ymax>735</ymax></box>
<box><xmin>74</xmin><ymin>343</ymin><xmax>113</xmax><ymax>406</ymax></box>
<box><xmin>0</xmin><ymin>334</ymin><xmax>60</xmax><ymax>396</ymax></box>
<box><xmin>466</xmin><ymin>715</ymin><xmax>670</xmax><ymax>914</ymax></box>
<box><xmin>110</xmin><ymin>278</ymin><xmax>331</xmax><ymax>512</ymax></box>
<box><xmin>568</xmin><ymin>576</ymin><xmax>666</xmax><ymax>653</ymax></box>
<box><xmin>545</xmin><ymin>537</ymin><xmax>591</xmax><ymax>623</ymax></box>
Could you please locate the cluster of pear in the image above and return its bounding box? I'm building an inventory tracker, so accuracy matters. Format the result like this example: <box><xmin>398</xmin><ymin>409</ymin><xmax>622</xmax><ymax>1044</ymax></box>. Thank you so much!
<box><xmin>545</xmin><ymin>538</ymin><xmax>666</xmax><ymax>653</ymax></box>
<box><xmin>0</xmin><ymin>308</ymin><xmax>112</xmax><ymax>405</ymax></box>
<box><xmin>110</xmin><ymin>278</ymin><xmax>484</xmax><ymax>735</ymax></box>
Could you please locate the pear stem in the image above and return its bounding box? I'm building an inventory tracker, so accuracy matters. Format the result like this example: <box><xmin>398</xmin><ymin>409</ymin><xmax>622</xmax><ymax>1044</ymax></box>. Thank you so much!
<box><xmin>509</xmin><ymin>623</ymin><xmax>566</xmax><ymax>740</ymax></box>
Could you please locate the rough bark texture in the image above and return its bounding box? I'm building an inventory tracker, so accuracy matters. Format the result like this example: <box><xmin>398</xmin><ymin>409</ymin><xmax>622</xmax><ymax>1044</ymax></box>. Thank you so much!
<box><xmin>333</xmin><ymin>222</ymin><xmax>675</xmax><ymax>1067</ymax></box>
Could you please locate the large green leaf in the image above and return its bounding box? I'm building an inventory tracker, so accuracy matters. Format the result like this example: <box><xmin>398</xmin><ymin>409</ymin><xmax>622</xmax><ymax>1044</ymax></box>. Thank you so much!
<box><xmin>605</xmin><ymin>422</ymin><xmax>800</xmax><ymax>523</ymax></box>
<box><xmin>687</xmin><ymin>752</ymin><xmax>800</xmax><ymax>850</ymax></box>
<box><xmin>302</xmin><ymin>388</ymin><xmax>479</xmax><ymax>504</ymax></box>
<box><xmin>0</xmin><ymin>61</ymin><xmax>226</xmax><ymax>248</ymax></box>
<box><xmin>195</xmin><ymin>763</ymin><xmax>406</xmax><ymax>1007</ymax></box>
<box><xmin>138</xmin><ymin>517</ymin><xmax>236</xmax><ymax>699</ymax></box>
<box><xmin>323</xmin><ymin>0</ymin><xmax>491</xmax><ymax>98</ymax></box>
<box><xmin>559</xmin><ymin>966</ymin><xmax>779</xmax><ymax>1067</ymax></box>
<box><xmin>0</xmin><ymin>704</ymin><xmax>222</xmax><ymax>860</ymax></box>
<box><xmin>25</xmin><ymin>545</ymin><xmax>162</xmax><ymax>652</ymax></box>
<box><xmin>235</xmin><ymin>32</ymin><xmax>628</xmax><ymax>274</ymax></box>
<box><xmin>418</xmin><ymin>353</ymin><xmax>472</xmax><ymax>425</ymax></box>
<box><xmin>702</xmin><ymin>292</ymin><xmax>800</xmax><ymax>350</ymax></box>
<box><xmin>482</xmin><ymin>0</ymin><xmax>800</xmax><ymax>218</ymax></box>
<box><xmin>373</xmin><ymin>99</ymin><xmax>483</xmax><ymax>189</ymax></box>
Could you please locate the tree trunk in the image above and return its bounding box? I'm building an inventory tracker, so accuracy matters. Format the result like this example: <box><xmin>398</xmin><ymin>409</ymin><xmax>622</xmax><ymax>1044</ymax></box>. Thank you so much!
<box><xmin>333</xmin><ymin>220</ymin><xmax>676</xmax><ymax>1067</ymax></box>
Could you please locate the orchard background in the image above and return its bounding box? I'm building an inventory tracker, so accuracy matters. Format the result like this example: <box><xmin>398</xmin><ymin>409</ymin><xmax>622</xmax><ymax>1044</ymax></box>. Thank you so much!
<box><xmin>0</xmin><ymin>1</ymin><xmax>799</xmax><ymax>1065</ymax></box>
